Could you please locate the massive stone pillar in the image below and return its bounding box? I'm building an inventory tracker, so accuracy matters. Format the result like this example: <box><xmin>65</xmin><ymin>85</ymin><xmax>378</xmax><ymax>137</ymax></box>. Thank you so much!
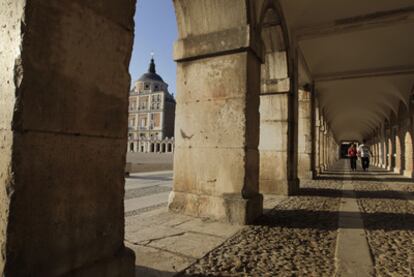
<box><xmin>395</xmin><ymin>133</ymin><xmax>402</xmax><ymax>174</ymax></box>
<box><xmin>319</xmin><ymin>124</ymin><xmax>326</xmax><ymax>172</ymax></box>
<box><xmin>372</xmin><ymin>141</ymin><xmax>378</xmax><ymax>166</ymax></box>
<box><xmin>387</xmin><ymin>137</ymin><xmax>394</xmax><ymax>171</ymax></box>
<box><xmin>169</xmin><ymin>3</ymin><xmax>264</xmax><ymax>223</ymax></box>
<box><xmin>403</xmin><ymin>131</ymin><xmax>413</xmax><ymax>177</ymax></box>
<box><xmin>297</xmin><ymin>88</ymin><xmax>313</xmax><ymax>180</ymax></box>
<box><xmin>313</xmin><ymin>103</ymin><xmax>321</xmax><ymax>176</ymax></box>
<box><xmin>258</xmin><ymin>48</ymin><xmax>299</xmax><ymax>195</ymax></box>
<box><xmin>0</xmin><ymin>1</ymin><xmax>135</xmax><ymax>275</ymax></box>
<box><xmin>323</xmin><ymin>129</ymin><xmax>329</xmax><ymax>170</ymax></box>
<box><xmin>379</xmin><ymin>140</ymin><xmax>385</xmax><ymax>168</ymax></box>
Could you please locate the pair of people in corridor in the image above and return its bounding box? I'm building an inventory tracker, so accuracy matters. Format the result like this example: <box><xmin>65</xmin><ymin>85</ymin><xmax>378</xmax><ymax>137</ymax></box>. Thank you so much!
<box><xmin>348</xmin><ymin>140</ymin><xmax>372</xmax><ymax>171</ymax></box>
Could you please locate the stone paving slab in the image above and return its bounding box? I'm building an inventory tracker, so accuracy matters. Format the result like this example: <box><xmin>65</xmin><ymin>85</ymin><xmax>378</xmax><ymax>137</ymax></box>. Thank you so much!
<box><xmin>128</xmin><ymin>243</ymin><xmax>195</xmax><ymax>277</ymax></box>
<box><xmin>126</xmin><ymin>195</ymin><xmax>286</xmax><ymax>276</ymax></box>
<box><xmin>335</xmin><ymin>182</ymin><xmax>374</xmax><ymax>277</ymax></box>
<box><xmin>148</xmin><ymin>232</ymin><xmax>226</xmax><ymax>259</ymax></box>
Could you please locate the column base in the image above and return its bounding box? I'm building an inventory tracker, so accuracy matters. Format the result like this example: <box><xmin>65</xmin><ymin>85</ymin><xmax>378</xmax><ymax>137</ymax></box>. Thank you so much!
<box><xmin>393</xmin><ymin>167</ymin><xmax>401</xmax><ymax>174</ymax></box>
<box><xmin>68</xmin><ymin>247</ymin><xmax>135</xmax><ymax>277</ymax></box>
<box><xmin>298</xmin><ymin>171</ymin><xmax>313</xmax><ymax>181</ymax></box>
<box><xmin>168</xmin><ymin>191</ymin><xmax>263</xmax><ymax>224</ymax></box>
<box><xmin>403</xmin><ymin>170</ymin><xmax>413</xmax><ymax>178</ymax></box>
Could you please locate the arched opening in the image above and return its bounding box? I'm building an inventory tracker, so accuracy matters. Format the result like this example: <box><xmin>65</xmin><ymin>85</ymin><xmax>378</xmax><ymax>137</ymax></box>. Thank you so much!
<box><xmin>129</xmin><ymin>143</ymin><xmax>134</xmax><ymax>152</ymax></box>
<box><xmin>404</xmin><ymin>131</ymin><xmax>413</xmax><ymax>177</ymax></box>
<box><xmin>258</xmin><ymin>2</ymin><xmax>297</xmax><ymax>194</ymax></box>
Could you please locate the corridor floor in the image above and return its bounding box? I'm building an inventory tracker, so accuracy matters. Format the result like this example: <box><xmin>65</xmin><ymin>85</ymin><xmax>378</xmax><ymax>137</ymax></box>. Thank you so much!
<box><xmin>181</xmin><ymin>160</ymin><xmax>414</xmax><ymax>277</ymax></box>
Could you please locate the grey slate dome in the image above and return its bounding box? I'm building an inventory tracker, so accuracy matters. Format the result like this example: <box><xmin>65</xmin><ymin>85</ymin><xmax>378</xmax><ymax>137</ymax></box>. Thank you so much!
<box><xmin>138</xmin><ymin>57</ymin><xmax>164</xmax><ymax>82</ymax></box>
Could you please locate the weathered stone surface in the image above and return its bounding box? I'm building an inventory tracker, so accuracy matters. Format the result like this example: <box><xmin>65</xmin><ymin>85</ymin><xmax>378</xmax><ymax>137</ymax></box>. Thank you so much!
<box><xmin>6</xmin><ymin>132</ymin><xmax>127</xmax><ymax>275</ymax></box>
<box><xmin>0</xmin><ymin>1</ymin><xmax>135</xmax><ymax>275</ymax></box>
<box><xmin>168</xmin><ymin>190</ymin><xmax>263</xmax><ymax>224</ymax></box>
<box><xmin>149</xmin><ymin>232</ymin><xmax>224</xmax><ymax>259</ymax></box>
<box><xmin>174</xmin><ymin>26</ymin><xmax>263</xmax><ymax>62</ymax></box>
<box><xmin>170</xmin><ymin>50</ymin><xmax>262</xmax><ymax>224</ymax></box>
<box><xmin>131</xmin><ymin>244</ymin><xmax>195</xmax><ymax>277</ymax></box>
<box><xmin>173</xmin><ymin>148</ymin><xmax>252</xmax><ymax>194</ymax></box>
<box><xmin>17</xmin><ymin>1</ymin><xmax>133</xmax><ymax>138</ymax></box>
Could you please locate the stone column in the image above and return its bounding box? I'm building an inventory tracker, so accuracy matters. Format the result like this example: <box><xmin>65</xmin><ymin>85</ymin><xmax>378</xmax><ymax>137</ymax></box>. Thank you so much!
<box><xmin>395</xmin><ymin>132</ymin><xmax>402</xmax><ymax>174</ymax></box>
<box><xmin>297</xmin><ymin>89</ymin><xmax>313</xmax><ymax>180</ymax></box>
<box><xmin>258</xmin><ymin>50</ymin><xmax>299</xmax><ymax>195</ymax></box>
<box><xmin>323</xmin><ymin>130</ymin><xmax>329</xmax><ymax>170</ymax></box>
<box><xmin>372</xmin><ymin>142</ymin><xmax>377</xmax><ymax>166</ymax></box>
<box><xmin>383</xmin><ymin>134</ymin><xmax>390</xmax><ymax>170</ymax></box>
<box><xmin>0</xmin><ymin>1</ymin><xmax>135</xmax><ymax>275</ymax></box>
<box><xmin>169</xmin><ymin>25</ymin><xmax>264</xmax><ymax>224</ymax></box>
<box><xmin>378</xmin><ymin>140</ymin><xmax>384</xmax><ymax>168</ymax></box>
<box><xmin>387</xmin><ymin>130</ymin><xmax>393</xmax><ymax>171</ymax></box>
<box><xmin>313</xmin><ymin>106</ymin><xmax>321</xmax><ymax>176</ymax></box>
<box><xmin>319</xmin><ymin>125</ymin><xmax>326</xmax><ymax>172</ymax></box>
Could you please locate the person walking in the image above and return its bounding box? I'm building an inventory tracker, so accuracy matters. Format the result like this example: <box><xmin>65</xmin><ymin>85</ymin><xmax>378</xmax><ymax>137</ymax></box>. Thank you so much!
<box><xmin>358</xmin><ymin>140</ymin><xmax>372</xmax><ymax>171</ymax></box>
<box><xmin>347</xmin><ymin>143</ymin><xmax>358</xmax><ymax>171</ymax></box>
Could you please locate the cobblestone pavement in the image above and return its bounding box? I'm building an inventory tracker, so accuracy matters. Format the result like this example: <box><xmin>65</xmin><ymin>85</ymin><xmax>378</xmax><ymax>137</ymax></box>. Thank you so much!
<box><xmin>355</xmin><ymin>182</ymin><xmax>414</xmax><ymax>276</ymax></box>
<box><xmin>182</xmin><ymin>181</ymin><xmax>343</xmax><ymax>277</ymax></box>
<box><xmin>125</xmin><ymin>162</ymin><xmax>414</xmax><ymax>276</ymax></box>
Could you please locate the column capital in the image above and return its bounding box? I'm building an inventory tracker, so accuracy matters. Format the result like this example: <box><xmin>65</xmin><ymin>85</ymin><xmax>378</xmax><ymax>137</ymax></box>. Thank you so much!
<box><xmin>174</xmin><ymin>26</ymin><xmax>263</xmax><ymax>62</ymax></box>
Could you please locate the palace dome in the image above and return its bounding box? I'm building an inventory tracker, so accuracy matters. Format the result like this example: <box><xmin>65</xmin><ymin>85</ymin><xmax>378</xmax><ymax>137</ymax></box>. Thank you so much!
<box><xmin>137</xmin><ymin>57</ymin><xmax>164</xmax><ymax>83</ymax></box>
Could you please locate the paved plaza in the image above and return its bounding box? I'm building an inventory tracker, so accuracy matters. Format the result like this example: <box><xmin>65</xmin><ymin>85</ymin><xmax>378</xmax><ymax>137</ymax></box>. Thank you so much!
<box><xmin>127</xmin><ymin>152</ymin><xmax>173</xmax><ymax>173</ymax></box>
<box><xmin>125</xmin><ymin>160</ymin><xmax>414</xmax><ymax>276</ymax></box>
<box><xmin>124</xmin><ymin>171</ymin><xmax>173</xmax><ymax>217</ymax></box>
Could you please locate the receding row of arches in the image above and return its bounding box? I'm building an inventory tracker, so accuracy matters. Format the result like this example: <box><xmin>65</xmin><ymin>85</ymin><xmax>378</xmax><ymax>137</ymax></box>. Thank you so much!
<box><xmin>370</xmin><ymin>113</ymin><xmax>414</xmax><ymax>178</ymax></box>
<box><xmin>1</xmin><ymin>0</ymin><xmax>413</xmax><ymax>276</ymax></box>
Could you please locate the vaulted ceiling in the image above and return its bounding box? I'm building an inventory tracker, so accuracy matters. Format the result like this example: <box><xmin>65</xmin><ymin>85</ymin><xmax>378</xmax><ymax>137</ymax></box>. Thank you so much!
<box><xmin>280</xmin><ymin>0</ymin><xmax>414</xmax><ymax>141</ymax></box>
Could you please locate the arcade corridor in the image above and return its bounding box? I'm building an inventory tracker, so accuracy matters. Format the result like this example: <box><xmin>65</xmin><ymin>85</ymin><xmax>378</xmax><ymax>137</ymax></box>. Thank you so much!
<box><xmin>181</xmin><ymin>160</ymin><xmax>414</xmax><ymax>276</ymax></box>
<box><xmin>1</xmin><ymin>1</ymin><xmax>413</xmax><ymax>275</ymax></box>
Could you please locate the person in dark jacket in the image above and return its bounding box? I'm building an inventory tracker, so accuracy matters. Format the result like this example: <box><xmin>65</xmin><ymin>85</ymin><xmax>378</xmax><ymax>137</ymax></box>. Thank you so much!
<box><xmin>348</xmin><ymin>143</ymin><xmax>358</xmax><ymax>171</ymax></box>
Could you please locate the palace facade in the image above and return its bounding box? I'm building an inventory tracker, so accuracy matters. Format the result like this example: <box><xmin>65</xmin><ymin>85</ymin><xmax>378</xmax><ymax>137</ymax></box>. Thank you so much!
<box><xmin>128</xmin><ymin>57</ymin><xmax>175</xmax><ymax>152</ymax></box>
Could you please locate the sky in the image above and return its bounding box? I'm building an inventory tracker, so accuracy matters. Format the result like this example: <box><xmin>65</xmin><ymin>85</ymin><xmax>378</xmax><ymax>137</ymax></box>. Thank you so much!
<box><xmin>129</xmin><ymin>0</ymin><xmax>178</xmax><ymax>94</ymax></box>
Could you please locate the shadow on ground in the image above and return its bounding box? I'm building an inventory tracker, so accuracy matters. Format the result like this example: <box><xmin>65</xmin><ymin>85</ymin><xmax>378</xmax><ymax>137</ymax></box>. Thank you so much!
<box><xmin>299</xmin><ymin>187</ymin><xmax>414</xmax><ymax>200</ymax></box>
<box><xmin>135</xmin><ymin>266</ymin><xmax>178</xmax><ymax>277</ymax></box>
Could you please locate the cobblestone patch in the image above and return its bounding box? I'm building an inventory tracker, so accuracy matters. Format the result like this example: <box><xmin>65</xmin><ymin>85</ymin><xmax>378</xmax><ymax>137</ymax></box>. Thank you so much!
<box><xmin>356</xmin><ymin>182</ymin><xmax>414</xmax><ymax>276</ymax></box>
<box><xmin>181</xmin><ymin>181</ymin><xmax>342</xmax><ymax>276</ymax></box>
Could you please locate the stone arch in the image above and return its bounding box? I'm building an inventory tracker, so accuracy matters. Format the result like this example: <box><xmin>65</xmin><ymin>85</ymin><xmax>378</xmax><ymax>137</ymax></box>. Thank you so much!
<box><xmin>258</xmin><ymin>0</ymin><xmax>298</xmax><ymax>194</ymax></box>
<box><xmin>404</xmin><ymin>131</ymin><xmax>413</xmax><ymax>177</ymax></box>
